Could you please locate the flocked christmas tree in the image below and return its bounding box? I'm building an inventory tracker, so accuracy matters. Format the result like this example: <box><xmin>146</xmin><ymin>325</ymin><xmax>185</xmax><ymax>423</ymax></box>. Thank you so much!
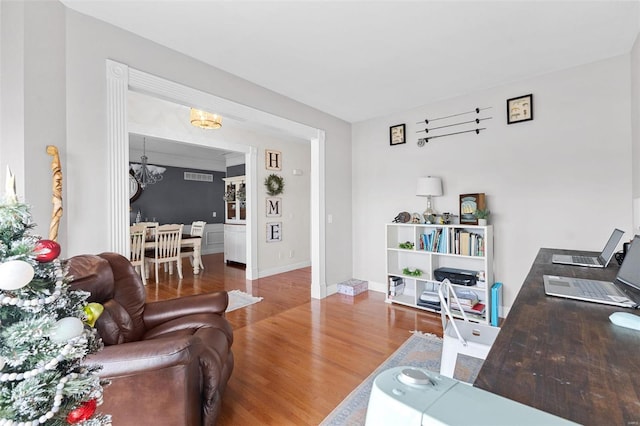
<box><xmin>0</xmin><ymin>170</ymin><xmax>110</xmax><ymax>425</ymax></box>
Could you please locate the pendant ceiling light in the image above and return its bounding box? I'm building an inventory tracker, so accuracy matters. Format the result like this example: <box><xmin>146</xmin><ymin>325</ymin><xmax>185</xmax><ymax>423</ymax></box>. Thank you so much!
<box><xmin>130</xmin><ymin>138</ymin><xmax>166</xmax><ymax>189</ymax></box>
<box><xmin>190</xmin><ymin>108</ymin><xmax>222</xmax><ymax>129</ymax></box>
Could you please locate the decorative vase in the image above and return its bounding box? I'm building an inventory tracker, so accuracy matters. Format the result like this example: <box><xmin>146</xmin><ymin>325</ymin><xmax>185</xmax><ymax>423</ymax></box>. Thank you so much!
<box><xmin>478</xmin><ymin>218</ymin><xmax>488</xmax><ymax>226</ymax></box>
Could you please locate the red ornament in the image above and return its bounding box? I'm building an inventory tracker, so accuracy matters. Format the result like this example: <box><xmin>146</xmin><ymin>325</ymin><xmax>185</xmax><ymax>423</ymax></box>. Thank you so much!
<box><xmin>34</xmin><ymin>239</ymin><xmax>61</xmax><ymax>263</ymax></box>
<box><xmin>66</xmin><ymin>399</ymin><xmax>97</xmax><ymax>424</ymax></box>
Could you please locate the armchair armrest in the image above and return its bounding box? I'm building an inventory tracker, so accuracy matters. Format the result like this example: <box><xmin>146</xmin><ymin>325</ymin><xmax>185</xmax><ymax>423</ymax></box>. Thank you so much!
<box><xmin>143</xmin><ymin>291</ymin><xmax>228</xmax><ymax>329</ymax></box>
<box><xmin>84</xmin><ymin>335</ymin><xmax>203</xmax><ymax>377</ymax></box>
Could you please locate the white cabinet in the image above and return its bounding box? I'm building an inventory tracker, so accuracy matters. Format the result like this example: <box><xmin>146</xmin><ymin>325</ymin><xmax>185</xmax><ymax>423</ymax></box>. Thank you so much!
<box><xmin>223</xmin><ymin>175</ymin><xmax>246</xmax><ymax>264</ymax></box>
<box><xmin>222</xmin><ymin>176</ymin><xmax>246</xmax><ymax>224</ymax></box>
<box><xmin>224</xmin><ymin>224</ymin><xmax>246</xmax><ymax>264</ymax></box>
<box><xmin>385</xmin><ymin>223</ymin><xmax>496</xmax><ymax>324</ymax></box>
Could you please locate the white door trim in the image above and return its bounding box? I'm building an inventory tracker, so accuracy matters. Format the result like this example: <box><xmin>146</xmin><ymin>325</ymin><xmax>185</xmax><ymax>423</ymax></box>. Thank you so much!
<box><xmin>106</xmin><ymin>60</ymin><xmax>326</xmax><ymax>298</ymax></box>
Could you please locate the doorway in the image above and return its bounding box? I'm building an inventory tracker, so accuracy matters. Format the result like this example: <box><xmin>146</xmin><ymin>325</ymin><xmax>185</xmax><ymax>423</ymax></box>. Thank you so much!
<box><xmin>106</xmin><ymin>60</ymin><xmax>327</xmax><ymax>298</ymax></box>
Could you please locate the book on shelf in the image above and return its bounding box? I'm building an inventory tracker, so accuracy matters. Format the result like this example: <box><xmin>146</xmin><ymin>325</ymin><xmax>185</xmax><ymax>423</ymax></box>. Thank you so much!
<box><xmin>452</xmin><ymin>289</ymin><xmax>479</xmax><ymax>307</ymax></box>
<box><xmin>460</xmin><ymin>232</ymin><xmax>471</xmax><ymax>256</ymax></box>
<box><xmin>453</xmin><ymin>302</ymin><xmax>486</xmax><ymax>315</ymax></box>
<box><xmin>465</xmin><ymin>302</ymin><xmax>486</xmax><ymax>315</ymax></box>
<box><xmin>417</xmin><ymin>300</ymin><xmax>441</xmax><ymax>311</ymax></box>
<box><xmin>449</xmin><ymin>229</ymin><xmax>484</xmax><ymax>256</ymax></box>
<box><xmin>388</xmin><ymin>276</ymin><xmax>405</xmax><ymax>297</ymax></box>
<box><xmin>420</xmin><ymin>228</ymin><xmax>447</xmax><ymax>253</ymax></box>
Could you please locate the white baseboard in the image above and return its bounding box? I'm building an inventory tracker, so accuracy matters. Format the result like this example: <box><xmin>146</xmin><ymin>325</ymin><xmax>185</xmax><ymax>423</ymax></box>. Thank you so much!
<box><xmin>257</xmin><ymin>260</ymin><xmax>312</xmax><ymax>279</ymax></box>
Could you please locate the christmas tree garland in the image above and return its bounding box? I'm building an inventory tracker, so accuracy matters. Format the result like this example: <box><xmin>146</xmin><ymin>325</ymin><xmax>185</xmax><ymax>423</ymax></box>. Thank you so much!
<box><xmin>0</xmin><ymin>170</ymin><xmax>110</xmax><ymax>425</ymax></box>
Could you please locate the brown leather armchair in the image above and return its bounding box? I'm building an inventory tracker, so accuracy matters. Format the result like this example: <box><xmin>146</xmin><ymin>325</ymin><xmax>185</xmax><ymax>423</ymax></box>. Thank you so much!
<box><xmin>66</xmin><ymin>252</ymin><xmax>234</xmax><ymax>426</ymax></box>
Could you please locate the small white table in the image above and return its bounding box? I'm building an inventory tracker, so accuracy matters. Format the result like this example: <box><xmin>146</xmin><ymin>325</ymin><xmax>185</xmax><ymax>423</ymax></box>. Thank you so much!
<box><xmin>180</xmin><ymin>235</ymin><xmax>203</xmax><ymax>274</ymax></box>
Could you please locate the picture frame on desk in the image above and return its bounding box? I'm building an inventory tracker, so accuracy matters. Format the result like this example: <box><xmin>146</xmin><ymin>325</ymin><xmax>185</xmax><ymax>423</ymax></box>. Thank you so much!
<box><xmin>459</xmin><ymin>193</ymin><xmax>486</xmax><ymax>225</ymax></box>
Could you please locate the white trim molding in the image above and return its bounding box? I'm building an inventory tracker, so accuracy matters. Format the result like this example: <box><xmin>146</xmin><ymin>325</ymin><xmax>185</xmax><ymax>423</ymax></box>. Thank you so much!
<box><xmin>105</xmin><ymin>60</ymin><xmax>326</xmax><ymax>299</ymax></box>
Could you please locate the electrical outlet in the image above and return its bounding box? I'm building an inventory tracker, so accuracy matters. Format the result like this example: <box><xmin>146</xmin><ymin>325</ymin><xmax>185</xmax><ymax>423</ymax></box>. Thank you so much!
<box><xmin>212</xmin><ymin>212</ymin><xmax>217</xmax><ymax>217</ymax></box>
<box><xmin>289</xmin><ymin>250</ymin><xmax>294</xmax><ymax>258</ymax></box>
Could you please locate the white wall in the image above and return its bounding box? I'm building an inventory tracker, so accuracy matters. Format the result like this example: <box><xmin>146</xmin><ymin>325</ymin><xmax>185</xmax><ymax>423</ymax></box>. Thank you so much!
<box><xmin>0</xmin><ymin>2</ymin><xmax>352</xmax><ymax>289</ymax></box>
<box><xmin>256</xmin><ymin>141</ymin><xmax>311</xmax><ymax>276</ymax></box>
<box><xmin>352</xmin><ymin>55</ymin><xmax>633</xmax><ymax>311</ymax></box>
<box><xmin>631</xmin><ymin>32</ymin><xmax>640</xmax><ymax>228</ymax></box>
<box><xmin>0</xmin><ymin>1</ymin><xmax>67</xmax><ymax>248</ymax></box>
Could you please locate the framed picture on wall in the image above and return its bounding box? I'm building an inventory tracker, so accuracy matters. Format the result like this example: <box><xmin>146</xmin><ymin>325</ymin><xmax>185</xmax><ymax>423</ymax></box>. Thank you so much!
<box><xmin>459</xmin><ymin>193</ymin><xmax>486</xmax><ymax>225</ymax></box>
<box><xmin>507</xmin><ymin>94</ymin><xmax>533</xmax><ymax>124</ymax></box>
<box><xmin>390</xmin><ymin>123</ymin><xmax>406</xmax><ymax>146</ymax></box>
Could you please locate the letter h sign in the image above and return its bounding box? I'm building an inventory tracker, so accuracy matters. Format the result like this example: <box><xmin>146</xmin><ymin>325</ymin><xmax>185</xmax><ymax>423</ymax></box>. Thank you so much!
<box><xmin>265</xmin><ymin>150</ymin><xmax>282</xmax><ymax>171</ymax></box>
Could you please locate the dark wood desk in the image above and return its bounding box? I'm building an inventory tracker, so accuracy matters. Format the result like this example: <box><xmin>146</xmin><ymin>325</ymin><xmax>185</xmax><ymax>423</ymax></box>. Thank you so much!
<box><xmin>475</xmin><ymin>248</ymin><xmax>640</xmax><ymax>425</ymax></box>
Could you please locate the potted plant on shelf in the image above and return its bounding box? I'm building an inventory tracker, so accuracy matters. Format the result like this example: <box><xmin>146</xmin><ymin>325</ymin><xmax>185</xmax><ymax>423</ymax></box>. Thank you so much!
<box><xmin>475</xmin><ymin>208</ymin><xmax>490</xmax><ymax>226</ymax></box>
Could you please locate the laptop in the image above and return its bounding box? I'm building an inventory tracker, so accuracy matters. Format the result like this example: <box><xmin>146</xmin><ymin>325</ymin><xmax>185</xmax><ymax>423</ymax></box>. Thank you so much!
<box><xmin>551</xmin><ymin>228</ymin><xmax>624</xmax><ymax>268</ymax></box>
<box><xmin>544</xmin><ymin>235</ymin><xmax>640</xmax><ymax>308</ymax></box>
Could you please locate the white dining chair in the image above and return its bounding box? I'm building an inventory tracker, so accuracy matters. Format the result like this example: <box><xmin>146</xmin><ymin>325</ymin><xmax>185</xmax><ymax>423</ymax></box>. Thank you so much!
<box><xmin>144</xmin><ymin>224</ymin><xmax>183</xmax><ymax>283</ymax></box>
<box><xmin>181</xmin><ymin>221</ymin><xmax>206</xmax><ymax>271</ymax></box>
<box><xmin>438</xmin><ymin>279</ymin><xmax>500</xmax><ymax>380</ymax></box>
<box><xmin>190</xmin><ymin>221</ymin><xmax>206</xmax><ymax>237</ymax></box>
<box><xmin>137</xmin><ymin>221</ymin><xmax>159</xmax><ymax>240</ymax></box>
<box><xmin>129</xmin><ymin>224</ymin><xmax>147</xmax><ymax>285</ymax></box>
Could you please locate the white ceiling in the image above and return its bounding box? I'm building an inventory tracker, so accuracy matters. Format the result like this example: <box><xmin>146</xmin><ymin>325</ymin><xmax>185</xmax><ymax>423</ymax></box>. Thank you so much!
<box><xmin>61</xmin><ymin>1</ymin><xmax>640</xmax><ymax>123</ymax></box>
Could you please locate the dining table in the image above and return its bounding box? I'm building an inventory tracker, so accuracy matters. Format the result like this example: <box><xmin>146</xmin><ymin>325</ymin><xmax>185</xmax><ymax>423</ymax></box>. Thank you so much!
<box><xmin>144</xmin><ymin>234</ymin><xmax>203</xmax><ymax>275</ymax></box>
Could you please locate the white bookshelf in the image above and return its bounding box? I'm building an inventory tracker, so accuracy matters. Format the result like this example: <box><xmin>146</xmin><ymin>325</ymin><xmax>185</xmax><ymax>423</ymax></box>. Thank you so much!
<box><xmin>385</xmin><ymin>223</ymin><xmax>495</xmax><ymax>324</ymax></box>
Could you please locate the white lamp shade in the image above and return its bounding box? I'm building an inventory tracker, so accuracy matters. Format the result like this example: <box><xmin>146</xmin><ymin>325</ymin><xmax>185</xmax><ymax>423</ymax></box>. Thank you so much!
<box><xmin>416</xmin><ymin>177</ymin><xmax>443</xmax><ymax>197</ymax></box>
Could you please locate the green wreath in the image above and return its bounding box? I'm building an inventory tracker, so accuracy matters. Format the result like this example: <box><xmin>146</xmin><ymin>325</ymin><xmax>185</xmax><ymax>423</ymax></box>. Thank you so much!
<box><xmin>265</xmin><ymin>174</ymin><xmax>285</xmax><ymax>196</ymax></box>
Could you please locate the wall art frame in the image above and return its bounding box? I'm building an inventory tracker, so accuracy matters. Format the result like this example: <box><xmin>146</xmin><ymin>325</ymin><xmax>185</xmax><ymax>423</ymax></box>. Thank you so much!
<box><xmin>459</xmin><ymin>193</ymin><xmax>486</xmax><ymax>225</ymax></box>
<box><xmin>507</xmin><ymin>94</ymin><xmax>533</xmax><ymax>124</ymax></box>
<box><xmin>389</xmin><ymin>123</ymin><xmax>406</xmax><ymax>146</ymax></box>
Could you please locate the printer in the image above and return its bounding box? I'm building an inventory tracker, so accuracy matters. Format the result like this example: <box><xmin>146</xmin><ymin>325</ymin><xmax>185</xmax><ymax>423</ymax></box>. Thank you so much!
<box><xmin>365</xmin><ymin>366</ymin><xmax>577</xmax><ymax>426</ymax></box>
<box><xmin>434</xmin><ymin>267</ymin><xmax>478</xmax><ymax>286</ymax></box>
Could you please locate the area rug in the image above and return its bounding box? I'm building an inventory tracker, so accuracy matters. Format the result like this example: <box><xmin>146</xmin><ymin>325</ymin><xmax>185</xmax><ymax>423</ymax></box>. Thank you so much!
<box><xmin>226</xmin><ymin>289</ymin><xmax>263</xmax><ymax>312</ymax></box>
<box><xmin>320</xmin><ymin>331</ymin><xmax>484</xmax><ymax>426</ymax></box>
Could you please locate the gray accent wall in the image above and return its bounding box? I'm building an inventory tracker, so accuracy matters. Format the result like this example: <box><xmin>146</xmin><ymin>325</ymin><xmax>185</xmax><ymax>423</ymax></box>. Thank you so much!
<box><xmin>227</xmin><ymin>164</ymin><xmax>245</xmax><ymax>177</ymax></box>
<box><xmin>130</xmin><ymin>164</ymin><xmax>225</xmax><ymax>225</ymax></box>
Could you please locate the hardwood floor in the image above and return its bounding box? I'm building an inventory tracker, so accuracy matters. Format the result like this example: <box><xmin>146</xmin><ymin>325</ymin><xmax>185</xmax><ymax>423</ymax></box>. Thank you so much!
<box><xmin>147</xmin><ymin>253</ymin><xmax>443</xmax><ymax>425</ymax></box>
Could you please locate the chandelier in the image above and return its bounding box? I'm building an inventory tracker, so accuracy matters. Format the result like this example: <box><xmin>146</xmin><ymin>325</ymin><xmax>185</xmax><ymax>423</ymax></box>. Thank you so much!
<box><xmin>130</xmin><ymin>138</ymin><xmax>166</xmax><ymax>189</ymax></box>
<box><xmin>190</xmin><ymin>108</ymin><xmax>222</xmax><ymax>129</ymax></box>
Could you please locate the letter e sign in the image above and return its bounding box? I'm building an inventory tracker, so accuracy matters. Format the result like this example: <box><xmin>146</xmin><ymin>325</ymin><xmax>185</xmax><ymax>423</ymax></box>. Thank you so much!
<box><xmin>266</xmin><ymin>150</ymin><xmax>282</xmax><ymax>171</ymax></box>
<box><xmin>266</xmin><ymin>222</ymin><xmax>282</xmax><ymax>242</ymax></box>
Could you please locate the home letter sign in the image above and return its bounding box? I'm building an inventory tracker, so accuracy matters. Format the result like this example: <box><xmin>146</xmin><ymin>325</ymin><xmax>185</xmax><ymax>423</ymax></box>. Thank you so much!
<box><xmin>267</xmin><ymin>222</ymin><xmax>282</xmax><ymax>242</ymax></box>
<box><xmin>266</xmin><ymin>197</ymin><xmax>282</xmax><ymax>217</ymax></box>
<box><xmin>265</xmin><ymin>150</ymin><xmax>282</xmax><ymax>171</ymax></box>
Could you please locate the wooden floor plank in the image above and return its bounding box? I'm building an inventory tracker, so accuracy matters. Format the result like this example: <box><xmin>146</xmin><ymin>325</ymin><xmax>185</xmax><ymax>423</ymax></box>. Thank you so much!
<box><xmin>146</xmin><ymin>253</ymin><xmax>442</xmax><ymax>425</ymax></box>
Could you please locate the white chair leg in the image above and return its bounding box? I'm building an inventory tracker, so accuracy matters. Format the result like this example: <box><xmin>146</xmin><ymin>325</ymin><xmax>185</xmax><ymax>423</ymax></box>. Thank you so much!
<box><xmin>137</xmin><ymin>265</ymin><xmax>147</xmax><ymax>286</ymax></box>
<box><xmin>440</xmin><ymin>340</ymin><xmax>458</xmax><ymax>378</ymax></box>
<box><xmin>154</xmin><ymin>263</ymin><xmax>159</xmax><ymax>284</ymax></box>
<box><xmin>177</xmin><ymin>259</ymin><xmax>183</xmax><ymax>279</ymax></box>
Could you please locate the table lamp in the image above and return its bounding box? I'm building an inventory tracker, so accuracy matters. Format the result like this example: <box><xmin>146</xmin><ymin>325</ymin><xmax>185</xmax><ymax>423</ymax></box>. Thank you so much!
<box><xmin>416</xmin><ymin>177</ymin><xmax>443</xmax><ymax>224</ymax></box>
